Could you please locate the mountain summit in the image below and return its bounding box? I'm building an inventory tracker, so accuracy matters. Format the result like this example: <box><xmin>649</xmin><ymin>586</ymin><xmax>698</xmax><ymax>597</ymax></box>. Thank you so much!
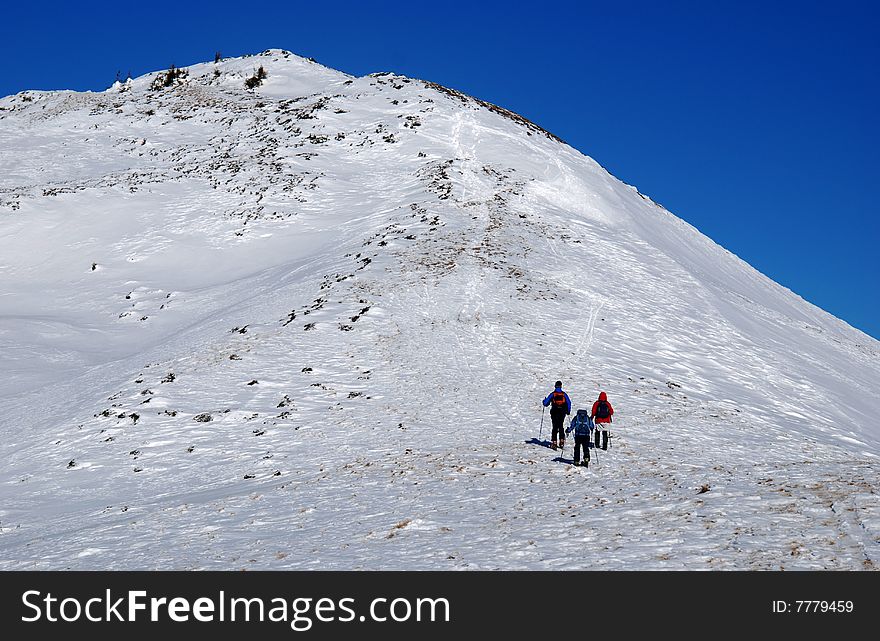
<box><xmin>1</xmin><ymin>50</ymin><xmax>877</xmax><ymax>569</ymax></box>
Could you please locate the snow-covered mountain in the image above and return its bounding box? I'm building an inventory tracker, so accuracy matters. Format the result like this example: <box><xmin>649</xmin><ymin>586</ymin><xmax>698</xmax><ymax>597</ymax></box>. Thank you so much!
<box><xmin>1</xmin><ymin>49</ymin><xmax>877</xmax><ymax>570</ymax></box>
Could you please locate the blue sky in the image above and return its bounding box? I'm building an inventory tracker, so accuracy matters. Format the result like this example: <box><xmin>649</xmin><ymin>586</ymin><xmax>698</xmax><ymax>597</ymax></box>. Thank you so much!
<box><xmin>2</xmin><ymin>1</ymin><xmax>877</xmax><ymax>339</ymax></box>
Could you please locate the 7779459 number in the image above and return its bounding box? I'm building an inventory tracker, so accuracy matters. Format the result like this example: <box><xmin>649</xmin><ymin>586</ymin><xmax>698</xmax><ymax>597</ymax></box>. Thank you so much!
<box><xmin>795</xmin><ymin>601</ymin><xmax>853</xmax><ymax>613</ymax></box>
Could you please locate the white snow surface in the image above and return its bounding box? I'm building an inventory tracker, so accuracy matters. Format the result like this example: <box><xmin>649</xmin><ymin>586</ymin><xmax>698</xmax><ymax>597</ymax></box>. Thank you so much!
<box><xmin>0</xmin><ymin>49</ymin><xmax>878</xmax><ymax>570</ymax></box>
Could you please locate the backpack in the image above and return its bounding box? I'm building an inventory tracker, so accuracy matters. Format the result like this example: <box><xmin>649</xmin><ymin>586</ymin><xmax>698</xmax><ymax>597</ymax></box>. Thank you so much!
<box><xmin>551</xmin><ymin>391</ymin><xmax>567</xmax><ymax>409</ymax></box>
<box><xmin>595</xmin><ymin>400</ymin><xmax>610</xmax><ymax>419</ymax></box>
<box><xmin>571</xmin><ymin>410</ymin><xmax>592</xmax><ymax>436</ymax></box>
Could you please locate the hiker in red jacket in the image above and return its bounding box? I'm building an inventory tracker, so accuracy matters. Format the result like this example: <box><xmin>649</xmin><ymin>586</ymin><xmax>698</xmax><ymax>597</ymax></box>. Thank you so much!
<box><xmin>590</xmin><ymin>392</ymin><xmax>613</xmax><ymax>450</ymax></box>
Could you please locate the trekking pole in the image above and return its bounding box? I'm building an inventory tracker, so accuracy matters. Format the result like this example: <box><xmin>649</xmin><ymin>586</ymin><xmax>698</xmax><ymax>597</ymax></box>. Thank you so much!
<box><xmin>590</xmin><ymin>419</ymin><xmax>600</xmax><ymax>467</ymax></box>
<box><xmin>539</xmin><ymin>405</ymin><xmax>545</xmax><ymax>440</ymax></box>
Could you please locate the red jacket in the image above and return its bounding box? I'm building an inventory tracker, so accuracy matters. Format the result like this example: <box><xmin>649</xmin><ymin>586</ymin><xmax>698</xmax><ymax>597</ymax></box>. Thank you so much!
<box><xmin>591</xmin><ymin>392</ymin><xmax>614</xmax><ymax>423</ymax></box>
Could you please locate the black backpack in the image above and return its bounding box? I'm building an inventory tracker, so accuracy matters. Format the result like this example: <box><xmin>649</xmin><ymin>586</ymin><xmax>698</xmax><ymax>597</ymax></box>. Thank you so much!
<box><xmin>595</xmin><ymin>400</ymin><xmax>610</xmax><ymax>419</ymax></box>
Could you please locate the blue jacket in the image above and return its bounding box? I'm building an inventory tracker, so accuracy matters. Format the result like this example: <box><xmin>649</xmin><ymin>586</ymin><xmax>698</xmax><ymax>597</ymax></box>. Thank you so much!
<box><xmin>543</xmin><ymin>387</ymin><xmax>571</xmax><ymax>414</ymax></box>
<box><xmin>566</xmin><ymin>409</ymin><xmax>594</xmax><ymax>437</ymax></box>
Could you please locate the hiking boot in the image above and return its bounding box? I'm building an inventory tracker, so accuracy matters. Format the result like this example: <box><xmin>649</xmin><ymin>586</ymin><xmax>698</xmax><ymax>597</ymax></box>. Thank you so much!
<box><xmin>559</xmin><ymin>439</ymin><xmax>565</xmax><ymax>449</ymax></box>
<box><xmin>551</xmin><ymin>441</ymin><xmax>557</xmax><ymax>450</ymax></box>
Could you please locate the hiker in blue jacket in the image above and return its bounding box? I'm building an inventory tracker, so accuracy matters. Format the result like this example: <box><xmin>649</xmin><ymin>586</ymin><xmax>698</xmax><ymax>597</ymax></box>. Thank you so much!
<box><xmin>542</xmin><ymin>380</ymin><xmax>571</xmax><ymax>450</ymax></box>
<box><xmin>566</xmin><ymin>409</ymin><xmax>593</xmax><ymax>467</ymax></box>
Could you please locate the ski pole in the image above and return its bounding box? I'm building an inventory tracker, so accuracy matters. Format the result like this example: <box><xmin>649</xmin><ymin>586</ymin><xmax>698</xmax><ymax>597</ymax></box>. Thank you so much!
<box><xmin>592</xmin><ymin>421</ymin><xmax>600</xmax><ymax>467</ymax></box>
<box><xmin>539</xmin><ymin>405</ymin><xmax>545</xmax><ymax>440</ymax></box>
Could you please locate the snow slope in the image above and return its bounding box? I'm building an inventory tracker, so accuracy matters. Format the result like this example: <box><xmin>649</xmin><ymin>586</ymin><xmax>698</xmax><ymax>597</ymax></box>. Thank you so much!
<box><xmin>0</xmin><ymin>49</ymin><xmax>878</xmax><ymax>570</ymax></box>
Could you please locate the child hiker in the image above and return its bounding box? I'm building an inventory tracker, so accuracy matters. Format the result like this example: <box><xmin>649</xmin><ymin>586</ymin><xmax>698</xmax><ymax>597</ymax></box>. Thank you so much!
<box><xmin>566</xmin><ymin>409</ymin><xmax>593</xmax><ymax>467</ymax></box>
